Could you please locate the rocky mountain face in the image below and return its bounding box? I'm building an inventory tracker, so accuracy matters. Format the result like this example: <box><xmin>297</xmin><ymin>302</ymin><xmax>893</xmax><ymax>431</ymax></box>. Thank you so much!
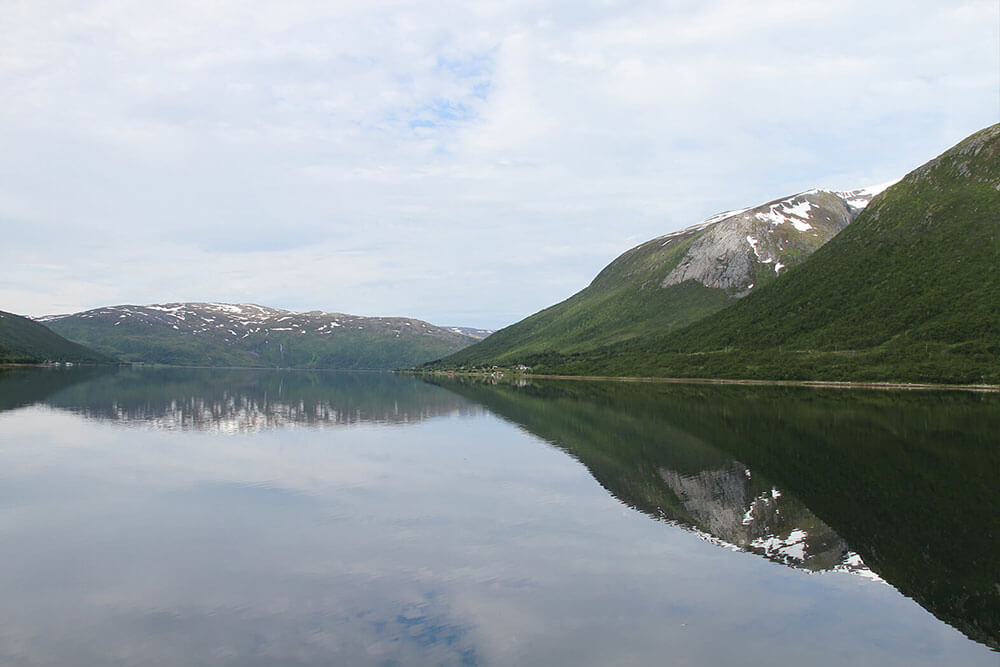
<box><xmin>41</xmin><ymin>303</ymin><xmax>481</xmax><ymax>370</ymax></box>
<box><xmin>431</xmin><ymin>184</ymin><xmax>887</xmax><ymax>369</ymax></box>
<box><xmin>653</xmin><ymin>187</ymin><xmax>890</xmax><ymax>294</ymax></box>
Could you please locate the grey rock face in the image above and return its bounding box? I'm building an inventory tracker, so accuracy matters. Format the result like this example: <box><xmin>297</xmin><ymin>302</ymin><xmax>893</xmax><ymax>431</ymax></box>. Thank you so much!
<box><xmin>659</xmin><ymin>189</ymin><xmax>879</xmax><ymax>293</ymax></box>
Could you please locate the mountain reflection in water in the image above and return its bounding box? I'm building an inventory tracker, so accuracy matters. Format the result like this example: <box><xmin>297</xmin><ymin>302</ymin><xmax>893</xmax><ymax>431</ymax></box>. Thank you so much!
<box><xmin>0</xmin><ymin>366</ymin><xmax>483</xmax><ymax>431</ymax></box>
<box><xmin>0</xmin><ymin>366</ymin><xmax>996</xmax><ymax>659</ymax></box>
<box><xmin>655</xmin><ymin>461</ymin><xmax>878</xmax><ymax>579</ymax></box>
<box><xmin>425</xmin><ymin>376</ymin><xmax>999</xmax><ymax>650</ymax></box>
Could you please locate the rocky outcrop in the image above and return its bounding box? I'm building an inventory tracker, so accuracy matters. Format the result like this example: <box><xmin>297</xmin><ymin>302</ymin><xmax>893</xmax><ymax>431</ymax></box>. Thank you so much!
<box><xmin>659</xmin><ymin>189</ymin><xmax>880</xmax><ymax>293</ymax></box>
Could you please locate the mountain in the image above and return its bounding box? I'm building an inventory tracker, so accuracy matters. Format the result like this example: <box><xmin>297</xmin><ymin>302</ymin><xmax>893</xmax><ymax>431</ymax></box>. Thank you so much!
<box><xmin>541</xmin><ymin>123</ymin><xmax>1000</xmax><ymax>383</ymax></box>
<box><xmin>41</xmin><ymin>303</ymin><xmax>481</xmax><ymax>370</ymax></box>
<box><xmin>430</xmin><ymin>184</ymin><xmax>888</xmax><ymax>369</ymax></box>
<box><xmin>0</xmin><ymin>310</ymin><xmax>114</xmax><ymax>364</ymax></box>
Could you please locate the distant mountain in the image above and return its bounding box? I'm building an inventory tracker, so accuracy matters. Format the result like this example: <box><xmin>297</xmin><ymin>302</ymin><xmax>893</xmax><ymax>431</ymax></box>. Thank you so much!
<box><xmin>543</xmin><ymin>123</ymin><xmax>1000</xmax><ymax>384</ymax></box>
<box><xmin>0</xmin><ymin>310</ymin><xmax>114</xmax><ymax>364</ymax></box>
<box><xmin>41</xmin><ymin>303</ymin><xmax>481</xmax><ymax>370</ymax></box>
<box><xmin>431</xmin><ymin>185</ymin><xmax>888</xmax><ymax>369</ymax></box>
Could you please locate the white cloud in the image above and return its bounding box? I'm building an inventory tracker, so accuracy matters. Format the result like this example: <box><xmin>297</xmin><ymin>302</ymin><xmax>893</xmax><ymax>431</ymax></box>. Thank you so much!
<box><xmin>1</xmin><ymin>0</ymin><xmax>997</xmax><ymax>327</ymax></box>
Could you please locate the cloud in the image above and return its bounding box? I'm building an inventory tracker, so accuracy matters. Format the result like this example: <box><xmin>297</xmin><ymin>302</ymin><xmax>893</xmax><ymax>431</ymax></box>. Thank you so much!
<box><xmin>1</xmin><ymin>0</ymin><xmax>997</xmax><ymax>326</ymax></box>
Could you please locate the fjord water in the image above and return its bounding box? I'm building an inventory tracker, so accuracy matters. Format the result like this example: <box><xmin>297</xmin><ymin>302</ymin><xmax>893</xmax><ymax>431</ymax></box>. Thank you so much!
<box><xmin>0</xmin><ymin>367</ymin><xmax>995</xmax><ymax>665</ymax></box>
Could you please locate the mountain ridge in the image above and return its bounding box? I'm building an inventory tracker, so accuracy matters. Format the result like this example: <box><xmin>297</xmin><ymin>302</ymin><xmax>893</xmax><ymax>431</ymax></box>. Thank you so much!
<box><xmin>431</xmin><ymin>183</ymin><xmax>889</xmax><ymax>369</ymax></box>
<box><xmin>453</xmin><ymin>123</ymin><xmax>999</xmax><ymax>383</ymax></box>
<box><xmin>43</xmin><ymin>302</ymin><xmax>482</xmax><ymax>370</ymax></box>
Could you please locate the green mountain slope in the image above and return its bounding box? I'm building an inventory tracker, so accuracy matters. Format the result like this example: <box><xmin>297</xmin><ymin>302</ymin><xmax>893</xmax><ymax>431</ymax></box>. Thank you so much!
<box><xmin>43</xmin><ymin>303</ymin><xmax>479</xmax><ymax>370</ymax></box>
<box><xmin>0</xmin><ymin>310</ymin><xmax>114</xmax><ymax>364</ymax></box>
<box><xmin>432</xmin><ymin>187</ymin><xmax>883</xmax><ymax>369</ymax></box>
<box><xmin>545</xmin><ymin>124</ymin><xmax>1000</xmax><ymax>383</ymax></box>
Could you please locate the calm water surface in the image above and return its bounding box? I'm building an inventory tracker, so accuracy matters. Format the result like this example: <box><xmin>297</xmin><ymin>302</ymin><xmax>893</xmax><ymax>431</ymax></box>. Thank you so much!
<box><xmin>0</xmin><ymin>367</ymin><xmax>996</xmax><ymax>665</ymax></box>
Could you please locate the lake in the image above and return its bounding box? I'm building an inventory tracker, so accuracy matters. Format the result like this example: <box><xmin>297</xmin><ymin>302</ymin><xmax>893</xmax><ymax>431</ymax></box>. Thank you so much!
<box><xmin>0</xmin><ymin>366</ymin><xmax>996</xmax><ymax>665</ymax></box>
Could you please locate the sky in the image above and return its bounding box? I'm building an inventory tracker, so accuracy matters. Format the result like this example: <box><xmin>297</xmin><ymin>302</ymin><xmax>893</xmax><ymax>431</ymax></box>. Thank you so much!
<box><xmin>1</xmin><ymin>1</ymin><xmax>997</xmax><ymax>329</ymax></box>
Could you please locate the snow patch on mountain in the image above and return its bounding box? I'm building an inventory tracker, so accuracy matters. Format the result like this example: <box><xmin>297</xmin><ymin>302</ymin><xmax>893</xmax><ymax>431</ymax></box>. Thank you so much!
<box><xmin>754</xmin><ymin>197</ymin><xmax>817</xmax><ymax>228</ymax></box>
<box><xmin>445</xmin><ymin>326</ymin><xmax>494</xmax><ymax>339</ymax></box>
<box><xmin>835</xmin><ymin>180</ymin><xmax>899</xmax><ymax>211</ymax></box>
<box><xmin>700</xmin><ymin>206</ymin><xmax>752</xmax><ymax>226</ymax></box>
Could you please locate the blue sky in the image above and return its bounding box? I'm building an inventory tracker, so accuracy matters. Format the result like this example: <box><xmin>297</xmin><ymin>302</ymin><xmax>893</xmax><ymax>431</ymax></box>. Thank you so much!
<box><xmin>1</xmin><ymin>0</ymin><xmax>997</xmax><ymax>328</ymax></box>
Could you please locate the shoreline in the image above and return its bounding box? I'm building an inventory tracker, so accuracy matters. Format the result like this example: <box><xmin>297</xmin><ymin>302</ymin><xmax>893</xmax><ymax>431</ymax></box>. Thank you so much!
<box><xmin>413</xmin><ymin>370</ymin><xmax>1000</xmax><ymax>393</ymax></box>
<box><xmin>5</xmin><ymin>363</ymin><xmax>996</xmax><ymax>392</ymax></box>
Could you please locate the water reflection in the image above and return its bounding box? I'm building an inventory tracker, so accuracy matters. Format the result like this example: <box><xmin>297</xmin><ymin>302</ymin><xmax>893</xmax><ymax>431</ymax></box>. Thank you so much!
<box><xmin>0</xmin><ymin>366</ymin><xmax>483</xmax><ymax>431</ymax></box>
<box><xmin>427</xmin><ymin>377</ymin><xmax>876</xmax><ymax>578</ymax></box>
<box><xmin>0</xmin><ymin>367</ymin><xmax>996</xmax><ymax>664</ymax></box>
<box><xmin>655</xmin><ymin>461</ymin><xmax>877</xmax><ymax>578</ymax></box>
<box><xmin>427</xmin><ymin>376</ymin><xmax>1000</xmax><ymax>650</ymax></box>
